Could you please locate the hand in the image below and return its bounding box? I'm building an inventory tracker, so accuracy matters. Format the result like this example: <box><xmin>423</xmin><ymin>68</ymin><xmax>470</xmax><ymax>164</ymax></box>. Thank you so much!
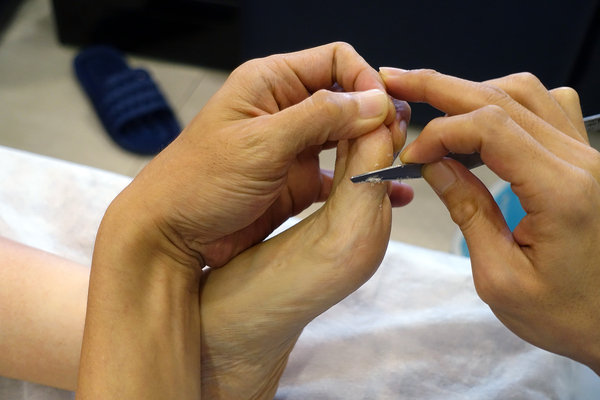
<box><xmin>382</xmin><ymin>68</ymin><xmax>600</xmax><ymax>374</ymax></box>
<box><xmin>126</xmin><ymin>42</ymin><xmax>412</xmax><ymax>268</ymax></box>
<box><xmin>79</xmin><ymin>43</ymin><xmax>413</xmax><ymax>399</ymax></box>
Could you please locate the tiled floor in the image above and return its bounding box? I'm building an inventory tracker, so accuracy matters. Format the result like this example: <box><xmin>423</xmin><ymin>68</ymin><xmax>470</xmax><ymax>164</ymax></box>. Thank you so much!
<box><xmin>0</xmin><ymin>0</ymin><xmax>507</xmax><ymax>254</ymax></box>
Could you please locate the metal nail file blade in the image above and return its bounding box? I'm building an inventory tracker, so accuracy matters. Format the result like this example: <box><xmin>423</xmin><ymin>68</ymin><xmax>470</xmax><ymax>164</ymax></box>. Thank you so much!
<box><xmin>350</xmin><ymin>153</ymin><xmax>483</xmax><ymax>183</ymax></box>
<box><xmin>350</xmin><ymin>163</ymin><xmax>424</xmax><ymax>183</ymax></box>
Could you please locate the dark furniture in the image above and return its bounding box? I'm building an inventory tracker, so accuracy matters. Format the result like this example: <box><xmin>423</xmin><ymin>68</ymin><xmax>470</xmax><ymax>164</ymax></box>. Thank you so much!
<box><xmin>0</xmin><ymin>0</ymin><xmax>25</xmax><ymax>39</ymax></box>
<box><xmin>51</xmin><ymin>0</ymin><xmax>241</xmax><ymax>69</ymax></box>
<box><xmin>51</xmin><ymin>0</ymin><xmax>600</xmax><ymax>123</ymax></box>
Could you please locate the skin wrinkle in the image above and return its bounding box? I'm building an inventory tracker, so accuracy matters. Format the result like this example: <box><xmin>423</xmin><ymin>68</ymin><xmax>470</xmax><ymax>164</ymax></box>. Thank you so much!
<box><xmin>330</xmin><ymin>43</ymin><xmax>340</xmax><ymax>90</ymax></box>
<box><xmin>479</xmin><ymin>82</ymin><xmax>513</xmax><ymax>110</ymax></box>
<box><xmin>284</xmin><ymin>47</ymin><xmax>334</xmax><ymax>93</ymax></box>
<box><xmin>266</xmin><ymin>60</ymin><xmax>301</xmax><ymax>112</ymax></box>
<box><xmin>223</xmin><ymin>65</ymin><xmax>270</xmax><ymax>119</ymax></box>
<box><xmin>280</xmin><ymin>55</ymin><xmax>313</xmax><ymax>101</ymax></box>
<box><xmin>283</xmin><ymin>43</ymin><xmax>376</xmax><ymax>97</ymax></box>
<box><xmin>418</xmin><ymin>69</ymin><xmax>440</xmax><ymax>111</ymax></box>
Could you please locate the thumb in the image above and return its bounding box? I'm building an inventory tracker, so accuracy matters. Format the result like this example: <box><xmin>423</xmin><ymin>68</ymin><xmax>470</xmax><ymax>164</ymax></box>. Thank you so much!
<box><xmin>265</xmin><ymin>89</ymin><xmax>392</xmax><ymax>158</ymax></box>
<box><xmin>423</xmin><ymin>159</ymin><xmax>518</xmax><ymax>279</ymax></box>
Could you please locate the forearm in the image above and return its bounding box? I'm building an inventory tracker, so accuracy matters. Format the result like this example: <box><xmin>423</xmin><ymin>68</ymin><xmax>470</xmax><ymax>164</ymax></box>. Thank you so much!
<box><xmin>0</xmin><ymin>237</ymin><xmax>87</xmax><ymax>390</ymax></box>
<box><xmin>76</xmin><ymin>200</ymin><xmax>203</xmax><ymax>399</ymax></box>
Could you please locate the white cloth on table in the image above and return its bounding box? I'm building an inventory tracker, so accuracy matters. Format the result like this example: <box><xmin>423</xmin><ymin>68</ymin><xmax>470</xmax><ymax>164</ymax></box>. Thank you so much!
<box><xmin>0</xmin><ymin>145</ymin><xmax>598</xmax><ymax>399</ymax></box>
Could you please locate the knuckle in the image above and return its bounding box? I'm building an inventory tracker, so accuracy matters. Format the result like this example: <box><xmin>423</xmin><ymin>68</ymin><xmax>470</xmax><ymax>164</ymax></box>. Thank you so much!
<box><xmin>417</xmin><ymin>68</ymin><xmax>439</xmax><ymax>76</ymax></box>
<box><xmin>472</xmin><ymin>104</ymin><xmax>511</xmax><ymax>128</ymax></box>
<box><xmin>332</xmin><ymin>41</ymin><xmax>356</xmax><ymax>53</ymax></box>
<box><xmin>311</xmin><ymin>89</ymin><xmax>345</xmax><ymax>118</ymax></box>
<box><xmin>551</xmin><ymin>86</ymin><xmax>581</xmax><ymax>104</ymax></box>
<box><xmin>305</xmin><ymin>90</ymin><xmax>345</xmax><ymax>142</ymax></box>
<box><xmin>230</xmin><ymin>57</ymin><xmax>264</xmax><ymax>80</ymax></box>
<box><xmin>327</xmin><ymin>41</ymin><xmax>360</xmax><ymax>63</ymax></box>
<box><xmin>496</xmin><ymin>72</ymin><xmax>543</xmax><ymax>103</ymax></box>
<box><xmin>416</xmin><ymin>68</ymin><xmax>441</xmax><ymax>87</ymax></box>
<box><xmin>447</xmin><ymin>192</ymin><xmax>482</xmax><ymax>232</ymax></box>
<box><xmin>510</xmin><ymin>71</ymin><xmax>543</xmax><ymax>88</ymax></box>
<box><xmin>236</xmin><ymin>57</ymin><xmax>261</xmax><ymax>72</ymax></box>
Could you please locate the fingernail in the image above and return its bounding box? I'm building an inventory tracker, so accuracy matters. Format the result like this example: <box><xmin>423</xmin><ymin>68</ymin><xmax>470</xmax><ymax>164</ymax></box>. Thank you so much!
<box><xmin>399</xmin><ymin>145</ymin><xmax>414</xmax><ymax>163</ymax></box>
<box><xmin>357</xmin><ymin>89</ymin><xmax>387</xmax><ymax>119</ymax></box>
<box><xmin>379</xmin><ymin>67</ymin><xmax>408</xmax><ymax>77</ymax></box>
<box><xmin>423</xmin><ymin>161</ymin><xmax>457</xmax><ymax>195</ymax></box>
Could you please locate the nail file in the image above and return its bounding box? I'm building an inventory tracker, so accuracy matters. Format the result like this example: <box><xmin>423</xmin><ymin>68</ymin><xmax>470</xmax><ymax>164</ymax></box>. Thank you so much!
<box><xmin>350</xmin><ymin>153</ymin><xmax>483</xmax><ymax>183</ymax></box>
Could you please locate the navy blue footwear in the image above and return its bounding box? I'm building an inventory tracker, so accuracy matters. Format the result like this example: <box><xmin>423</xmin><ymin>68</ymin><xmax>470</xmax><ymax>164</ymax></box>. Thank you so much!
<box><xmin>74</xmin><ymin>46</ymin><xmax>181</xmax><ymax>155</ymax></box>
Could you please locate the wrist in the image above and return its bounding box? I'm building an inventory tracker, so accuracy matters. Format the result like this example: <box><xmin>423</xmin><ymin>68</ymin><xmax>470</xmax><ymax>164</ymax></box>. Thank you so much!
<box><xmin>100</xmin><ymin>184</ymin><xmax>206</xmax><ymax>275</ymax></box>
<box><xmin>78</xmin><ymin>191</ymin><xmax>203</xmax><ymax>399</ymax></box>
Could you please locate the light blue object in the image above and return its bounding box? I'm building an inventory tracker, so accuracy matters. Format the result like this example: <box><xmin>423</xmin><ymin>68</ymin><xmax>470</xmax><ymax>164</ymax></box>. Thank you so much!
<box><xmin>454</xmin><ymin>181</ymin><xmax>526</xmax><ymax>257</ymax></box>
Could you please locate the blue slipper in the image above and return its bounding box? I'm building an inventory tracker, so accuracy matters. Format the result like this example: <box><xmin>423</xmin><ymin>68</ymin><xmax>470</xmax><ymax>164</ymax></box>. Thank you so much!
<box><xmin>74</xmin><ymin>46</ymin><xmax>181</xmax><ymax>155</ymax></box>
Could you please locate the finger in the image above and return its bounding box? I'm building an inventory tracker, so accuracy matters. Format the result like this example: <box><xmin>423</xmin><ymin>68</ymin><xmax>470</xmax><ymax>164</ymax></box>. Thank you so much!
<box><xmin>382</xmin><ymin>68</ymin><xmax>586</xmax><ymax>163</ymax></box>
<box><xmin>549</xmin><ymin>87</ymin><xmax>587</xmax><ymax>141</ymax></box>
<box><xmin>281</xmin><ymin>42</ymin><xmax>385</xmax><ymax>93</ymax></box>
<box><xmin>400</xmin><ymin>106</ymin><xmax>563</xmax><ymax>193</ymax></box>
<box><xmin>381</xmin><ymin>67</ymin><xmax>504</xmax><ymax>115</ymax></box>
<box><xmin>262</xmin><ymin>89</ymin><xmax>391</xmax><ymax>158</ymax></box>
<box><xmin>422</xmin><ymin>159</ymin><xmax>532</xmax><ymax>304</ymax></box>
<box><xmin>484</xmin><ymin>73</ymin><xmax>584</xmax><ymax>142</ymax></box>
<box><xmin>219</xmin><ymin>42</ymin><xmax>383</xmax><ymax>116</ymax></box>
<box><xmin>388</xmin><ymin>182</ymin><xmax>414</xmax><ymax>207</ymax></box>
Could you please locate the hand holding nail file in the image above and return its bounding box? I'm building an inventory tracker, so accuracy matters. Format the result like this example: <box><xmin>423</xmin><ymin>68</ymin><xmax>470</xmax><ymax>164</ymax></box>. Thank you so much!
<box><xmin>351</xmin><ymin>113</ymin><xmax>600</xmax><ymax>183</ymax></box>
<box><xmin>377</xmin><ymin>67</ymin><xmax>600</xmax><ymax>377</ymax></box>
